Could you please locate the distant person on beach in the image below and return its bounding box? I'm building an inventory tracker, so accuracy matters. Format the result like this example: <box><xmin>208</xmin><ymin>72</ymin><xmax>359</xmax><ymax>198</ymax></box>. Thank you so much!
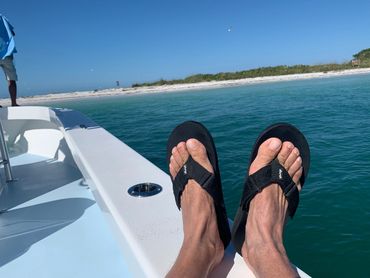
<box><xmin>0</xmin><ymin>14</ymin><xmax>19</xmax><ymax>106</ymax></box>
<box><xmin>166</xmin><ymin>121</ymin><xmax>310</xmax><ymax>277</ymax></box>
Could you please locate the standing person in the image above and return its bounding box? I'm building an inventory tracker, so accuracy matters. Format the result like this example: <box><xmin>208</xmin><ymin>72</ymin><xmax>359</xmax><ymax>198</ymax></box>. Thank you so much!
<box><xmin>0</xmin><ymin>14</ymin><xmax>19</xmax><ymax>106</ymax></box>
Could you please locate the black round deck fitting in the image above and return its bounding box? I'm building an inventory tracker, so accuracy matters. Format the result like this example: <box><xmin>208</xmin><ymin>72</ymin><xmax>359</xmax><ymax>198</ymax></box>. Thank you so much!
<box><xmin>128</xmin><ymin>183</ymin><xmax>162</xmax><ymax>197</ymax></box>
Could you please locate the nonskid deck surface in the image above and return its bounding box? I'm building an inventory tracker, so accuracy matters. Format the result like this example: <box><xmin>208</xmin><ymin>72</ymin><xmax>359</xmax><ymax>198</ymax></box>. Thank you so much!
<box><xmin>0</xmin><ymin>153</ymin><xmax>131</xmax><ymax>278</ymax></box>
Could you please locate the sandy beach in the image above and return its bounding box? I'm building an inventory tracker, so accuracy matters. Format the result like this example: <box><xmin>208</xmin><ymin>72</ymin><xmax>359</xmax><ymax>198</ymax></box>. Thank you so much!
<box><xmin>1</xmin><ymin>68</ymin><xmax>370</xmax><ymax>106</ymax></box>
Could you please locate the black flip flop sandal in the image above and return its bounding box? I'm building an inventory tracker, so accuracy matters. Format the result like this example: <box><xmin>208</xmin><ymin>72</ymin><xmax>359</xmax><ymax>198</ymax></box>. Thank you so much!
<box><xmin>167</xmin><ymin>121</ymin><xmax>231</xmax><ymax>249</ymax></box>
<box><xmin>231</xmin><ymin>123</ymin><xmax>310</xmax><ymax>254</ymax></box>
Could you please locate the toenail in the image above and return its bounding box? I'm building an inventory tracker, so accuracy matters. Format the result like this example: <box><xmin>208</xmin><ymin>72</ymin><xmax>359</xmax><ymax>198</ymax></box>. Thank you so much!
<box><xmin>269</xmin><ymin>139</ymin><xmax>281</xmax><ymax>150</ymax></box>
<box><xmin>186</xmin><ymin>139</ymin><xmax>198</xmax><ymax>149</ymax></box>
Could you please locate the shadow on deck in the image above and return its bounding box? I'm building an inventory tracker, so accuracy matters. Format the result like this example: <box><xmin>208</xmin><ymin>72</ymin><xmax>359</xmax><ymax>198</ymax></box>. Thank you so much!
<box><xmin>0</xmin><ymin>158</ymin><xmax>82</xmax><ymax>211</ymax></box>
<box><xmin>0</xmin><ymin>198</ymin><xmax>95</xmax><ymax>267</ymax></box>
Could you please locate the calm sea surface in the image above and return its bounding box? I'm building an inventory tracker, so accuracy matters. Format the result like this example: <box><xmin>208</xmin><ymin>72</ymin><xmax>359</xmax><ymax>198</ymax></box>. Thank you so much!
<box><xmin>47</xmin><ymin>74</ymin><xmax>370</xmax><ymax>277</ymax></box>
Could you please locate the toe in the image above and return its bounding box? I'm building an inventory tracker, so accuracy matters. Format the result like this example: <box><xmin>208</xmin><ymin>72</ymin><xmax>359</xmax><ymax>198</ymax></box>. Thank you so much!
<box><xmin>186</xmin><ymin>139</ymin><xmax>213</xmax><ymax>174</ymax></box>
<box><xmin>170</xmin><ymin>154</ymin><xmax>181</xmax><ymax>179</ymax></box>
<box><xmin>288</xmin><ymin>156</ymin><xmax>302</xmax><ymax>177</ymax></box>
<box><xmin>277</xmin><ymin>144</ymin><xmax>303</xmax><ymax>188</ymax></box>
<box><xmin>293</xmin><ymin>167</ymin><xmax>303</xmax><ymax>191</ymax></box>
<box><xmin>284</xmin><ymin>147</ymin><xmax>299</xmax><ymax>169</ymax></box>
<box><xmin>249</xmin><ymin>138</ymin><xmax>282</xmax><ymax>175</ymax></box>
<box><xmin>169</xmin><ymin>162</ymin><xmax>177</xmax><ymax>179</ymax></box>
<box><xmin>172</xmin><ymin>146</ymin><xmax>184</xmax><ymax>167</ymax></box>
<box><xmin>177</xmin><ymin>142</ymin><xmax>189</xmax><ymax>164</ymax></box>
<box><xmin>170</xmin><ymin>143</ymin><xmax>191</xmax><ymax>180</ymax></box>
<box><xmin>277</xmin><ymin>141</ymin><xmax>294</xmax><ymax>165</ymax></box>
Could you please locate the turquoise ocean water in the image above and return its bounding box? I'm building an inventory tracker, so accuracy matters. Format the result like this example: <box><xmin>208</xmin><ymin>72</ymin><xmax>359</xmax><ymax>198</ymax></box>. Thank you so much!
<box><xmin>47</xmin><ymin>74</ymin><xmax>370</xmax><ymax>277</ymax></box>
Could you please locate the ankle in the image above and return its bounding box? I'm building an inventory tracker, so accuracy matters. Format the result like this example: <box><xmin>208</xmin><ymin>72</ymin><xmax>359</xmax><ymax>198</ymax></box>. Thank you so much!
<box><xmin>177</xmin><ymin>239</ymin><xmax>223</xmax><ymax>275</ymax></box>
<box><xmin>184</xmin><ymin>234</ymin><xmax>223</xmax><ymax>260</ymax></box>
<box><xmin>244</xmin><ymin>243</ymin><xmax>297</xmax><ymax>277</ymax></box>
<box><xmin>184</xmin><ymin>235</ymin><xmax>220</xmax><ymax>251</ymax></box>
<box><xmin>245</xmin><ymin>240</ymin><xmax>285</xmax><ymax>260</ymax></box>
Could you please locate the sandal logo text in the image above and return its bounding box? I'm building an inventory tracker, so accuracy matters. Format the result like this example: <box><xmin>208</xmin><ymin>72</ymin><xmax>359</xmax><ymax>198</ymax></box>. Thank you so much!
<box><xmin>279</xmin><ymin>169</ymin><xmax>283</xmax><ymax>179</ymax></box>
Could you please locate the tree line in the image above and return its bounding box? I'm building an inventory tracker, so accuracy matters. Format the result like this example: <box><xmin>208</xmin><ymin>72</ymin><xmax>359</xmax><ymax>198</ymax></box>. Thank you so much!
<box><xmin>132</xmin><ymin>48</ymin><xmax>370</xmax><ymax>88</ymax></box>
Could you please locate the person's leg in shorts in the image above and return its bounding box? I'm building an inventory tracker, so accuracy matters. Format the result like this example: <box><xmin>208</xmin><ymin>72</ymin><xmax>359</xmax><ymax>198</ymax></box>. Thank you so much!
<box><xmin>0</xmin><ymin>55</ymin><xmax>19</xmax><ymax>106</ymax></box>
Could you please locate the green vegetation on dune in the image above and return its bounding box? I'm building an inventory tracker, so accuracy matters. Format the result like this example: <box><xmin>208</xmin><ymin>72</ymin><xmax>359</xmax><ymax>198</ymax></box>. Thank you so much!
<box><xmin>132</xmin><ymin>48</ymin><xmax>370</xmax><ymax>88</ymax></box>
<box><xmin>353</xmin><ymin>48</ymin><xmax>370</xmax><ymax>67</ymax></box>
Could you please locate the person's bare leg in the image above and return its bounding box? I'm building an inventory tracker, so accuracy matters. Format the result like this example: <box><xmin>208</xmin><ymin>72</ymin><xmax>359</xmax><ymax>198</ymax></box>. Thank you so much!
<box><xmin>8</xmin><ymin>80</ymin><xmax>18</xmax><ymax>106</ymax></box>
<box><xmin>242</xmin><ymin>138</ymin><xmax>303</xmax><ymax>278</ymax></box>
<box><xmin>166</xmin><ymin>139</ymin><xmax>224</xmax><ymax>278</ymax></box>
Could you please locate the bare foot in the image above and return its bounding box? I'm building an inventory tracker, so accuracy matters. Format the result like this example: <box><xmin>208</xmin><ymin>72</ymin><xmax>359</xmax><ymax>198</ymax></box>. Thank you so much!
<box><xmin>242</xmin><ymin>138</ymin><xmax>303</xmax><ymax>278</ymax></box>
<box><xmin>166</xmin><ymin>139</ymin><xmax>224</xmax><ymax>277</ymax></box>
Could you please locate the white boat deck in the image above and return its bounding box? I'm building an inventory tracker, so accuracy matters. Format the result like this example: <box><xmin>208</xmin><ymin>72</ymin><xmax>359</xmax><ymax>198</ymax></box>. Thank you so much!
<box><xmin>0</xmin><ymin>107</ymin><xmax>310</xmax><ymax>277</ymax></box>
<box><xmin>0</xmin><ymin>151</ymin><xmax>131</xmax><ymax>276</ymax></box>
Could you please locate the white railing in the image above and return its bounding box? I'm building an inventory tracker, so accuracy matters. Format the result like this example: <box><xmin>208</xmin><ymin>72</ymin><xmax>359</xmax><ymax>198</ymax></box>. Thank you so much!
<box><xmin>0</xmin><ymin>120</ymin><xmax>14</xmax><ymax>182</ymax></box>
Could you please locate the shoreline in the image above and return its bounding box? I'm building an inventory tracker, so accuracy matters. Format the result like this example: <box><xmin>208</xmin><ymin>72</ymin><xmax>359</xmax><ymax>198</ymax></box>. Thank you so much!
<box><xmin>2</xmin><ymin>68</ymin><xmax>370</xmax><ymax>105</ymax></box>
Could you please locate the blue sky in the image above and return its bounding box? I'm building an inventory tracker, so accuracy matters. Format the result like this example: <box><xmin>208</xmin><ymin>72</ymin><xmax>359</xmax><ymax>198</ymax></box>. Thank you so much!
<box><xmin>1</xmin><ymin>0</ymin><xmax>370</xmax><ymax>96</ymax></box>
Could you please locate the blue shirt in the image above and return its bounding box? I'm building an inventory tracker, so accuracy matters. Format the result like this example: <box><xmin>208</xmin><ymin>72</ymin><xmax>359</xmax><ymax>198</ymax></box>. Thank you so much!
<box><xmin>0</xmin><ymin>14</ymin><xmax>16</xmax><ymax>59</ymax></box>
